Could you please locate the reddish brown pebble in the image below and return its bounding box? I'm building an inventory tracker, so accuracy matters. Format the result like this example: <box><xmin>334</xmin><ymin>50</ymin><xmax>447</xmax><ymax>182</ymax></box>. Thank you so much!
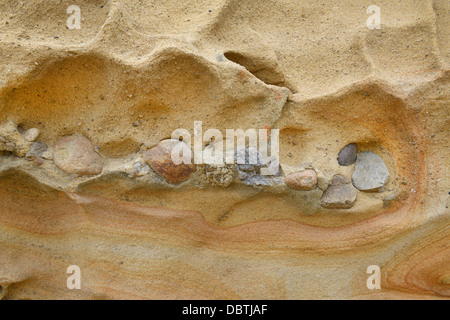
<box><xmin>285</xmin><ymin>170</ymin><xmax>317</xmax><ymax>191</ymax></box>
<box><xmin>143</xmin><ymin>139</ymin><xmax>195</xmax><ymax>184</ymax></box>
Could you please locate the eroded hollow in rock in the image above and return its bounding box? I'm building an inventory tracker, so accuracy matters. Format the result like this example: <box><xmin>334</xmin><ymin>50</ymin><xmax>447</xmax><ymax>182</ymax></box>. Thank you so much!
<box><xmin>223</xmin><ymin>51</ymin><xmax>288</xmax><ymax>88</ymax></box>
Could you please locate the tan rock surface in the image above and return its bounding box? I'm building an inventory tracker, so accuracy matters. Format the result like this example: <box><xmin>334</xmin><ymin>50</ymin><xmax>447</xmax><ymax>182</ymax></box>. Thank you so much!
<box><xmin>0</xmin><ymin>0</ymin><xmax>449</xmax><ymax>300</ymax></box>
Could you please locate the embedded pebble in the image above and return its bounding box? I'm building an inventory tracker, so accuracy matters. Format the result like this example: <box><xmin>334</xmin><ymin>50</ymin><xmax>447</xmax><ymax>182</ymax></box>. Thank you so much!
<box><xmin>234</xmin><ymin>147</ymin><xmax>280</xmax><ymax>186</ymax></box>
<box><xmin>320</xmin><ymin>175</ymin><xmax>358</xmax><ymax>209</ymax></box>
<box><xmin>143</xmin><ymin>139</ymin><xmax>195</xmax><ymax>184</ymax></box>
<box><xmin>352</xmin><ymin>151</ymin><xmax>390</xmax><ymax>192</ymax></box>
<box><xmin>53</xmin><ymin>135</ymin><xmax>104</xmax><ymax>175</ymax></box>
<box><xmin>32</xmin><ymin>156</ymin><xmax>44</xmax><ymax>167</ymax></box>
<box><xmin>205</xmin><ymin>164</ymin><xmax>235</xmax><ymax>187</ymax></box>
<box><xmin>285</xmin><ymin>170</ymin><xmax>317</xmax><ymax>191</ymax></box>
<box><xmin>129</xmin><ymin>161</ymin><xmax>151</xmax><ymax>178</ymax></box>
<box><xmin>337</xmin><ymin>143</ymin><xmax>357</xmax><ymax>166</ymax></box>
<box><xmin>5</xmin><ymin>142</ymin><xmax>15</xmax><ymax>152</ymax></box>
<box><xmin>25</xmin><ymin>141</ymin><xmax>47</xmax><ymax>161</ymax></box>
<box><xmin>383</xmin><ymin>193</ymin><xmax>397</xmax><ymax>208</ymax></box>
<box><xmin>23</xmin><ymin>128</ymin><xmax>40</xmax><ymax>142</ymax></box>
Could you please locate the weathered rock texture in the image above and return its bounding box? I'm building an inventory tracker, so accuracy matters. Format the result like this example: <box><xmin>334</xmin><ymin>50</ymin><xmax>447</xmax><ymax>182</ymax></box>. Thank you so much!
<box><xmin>0</xmin><ymin>0</ymin><xmax>449</xmax><ymax>300</ymax></box>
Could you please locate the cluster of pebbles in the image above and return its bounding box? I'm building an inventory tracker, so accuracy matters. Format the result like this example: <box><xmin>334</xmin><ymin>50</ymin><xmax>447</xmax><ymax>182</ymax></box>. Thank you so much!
<box><xmin>285</xmin><ymin>143</ymin><xmax>390</xmax><ymax>209</ymax></box>
<box><xmin>0</xmin><ymin>121</ymin><xmax>390</xmax><ymax>210</ymax></box>
<box><xmin>0</xmin><ymin>121</ymin><xmax>50</xmax><ymax>165</ymax></box>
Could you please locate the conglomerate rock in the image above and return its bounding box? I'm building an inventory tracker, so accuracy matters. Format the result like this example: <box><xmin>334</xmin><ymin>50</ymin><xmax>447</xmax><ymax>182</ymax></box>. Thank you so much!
<box><xmin>0</xmin><ymin>0</ymin><xmax>448</xmax><ymax>300</ymax></box>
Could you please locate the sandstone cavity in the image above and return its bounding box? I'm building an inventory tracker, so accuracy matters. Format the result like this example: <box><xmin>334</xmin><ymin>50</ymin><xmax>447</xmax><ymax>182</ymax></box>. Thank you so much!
<box><xmin>0</xmin><ymin>0</ymin><xmax>448</xmax><ymax>300</ymax></box>
<box><xmin>53</xmin><ymin>135</ymin><xmax>103</xmax><ymax>175</ymax></box>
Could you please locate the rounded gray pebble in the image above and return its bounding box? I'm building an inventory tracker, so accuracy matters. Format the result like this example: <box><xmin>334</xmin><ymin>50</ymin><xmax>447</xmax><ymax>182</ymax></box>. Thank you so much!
<box><xmin>337</xmin><ymin>143</ymin><xmax>357</xmax><ymax>166</ymax></box>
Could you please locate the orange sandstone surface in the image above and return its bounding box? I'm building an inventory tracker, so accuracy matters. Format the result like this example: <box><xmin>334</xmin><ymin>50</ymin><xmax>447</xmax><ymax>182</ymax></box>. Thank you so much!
<box><xmin>0</xmin><ymin>0</ymin><xmax>448</xmax><ymax>299</ymax></box>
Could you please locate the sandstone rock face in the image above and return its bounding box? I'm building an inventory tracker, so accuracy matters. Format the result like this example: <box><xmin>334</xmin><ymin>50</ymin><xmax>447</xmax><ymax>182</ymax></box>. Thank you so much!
<box><xmin>285</xmin><ymin>170</ymin><xmax>317</xmax><ymax>190</ymax></box>
<box><xmin>320</xmin><ymin>175</ymin><xmax>358</xmax><ymax>209</ymax></box>
<box><xmin>0</xmin><ymin>0</ymin><xmax>448</xmax><ymax>301</ymax></box>
<box><xmin>53</xmin><ymin>135</ymin><xmax>103</xmax><ymax>175</ymax></box>
<box><xmin>143</xmin><ymin>139</ymin><xmax>195</xmax><ymax>184</ymax></box>
<box><xmin>352</xmin><ymin>152</ymin><xmax>390</xmax><ymax>192</ymax></box>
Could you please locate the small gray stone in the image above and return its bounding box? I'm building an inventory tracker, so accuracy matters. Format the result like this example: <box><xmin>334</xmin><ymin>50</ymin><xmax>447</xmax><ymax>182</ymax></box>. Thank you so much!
<box><xmin>25</xmin><ymin>141</ymin><xmax>48</xmax><ymax>161</ymax></box>
<box><xmin>234</xmin><ymin>147</ymin><xmax>280</xmax><ymax>186</ymax></box>
<box><xmin>53</xmin><ymin>135</ymin><xmax>103</xmax><ymax>175</ymax></box>
<box><xmin>320</xmin><ymin>175</ymin><xmax>358</xmax><ymax>209</ymax></box>
<box><xmin>337</xmin><ymin>143</ymin><xmax>357</xmax><ymax>166</ymax></box>
<box><xmin>352</xmin><ymin>151</ymin><xmax>390</xmax><ymax>192</ymax></box>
